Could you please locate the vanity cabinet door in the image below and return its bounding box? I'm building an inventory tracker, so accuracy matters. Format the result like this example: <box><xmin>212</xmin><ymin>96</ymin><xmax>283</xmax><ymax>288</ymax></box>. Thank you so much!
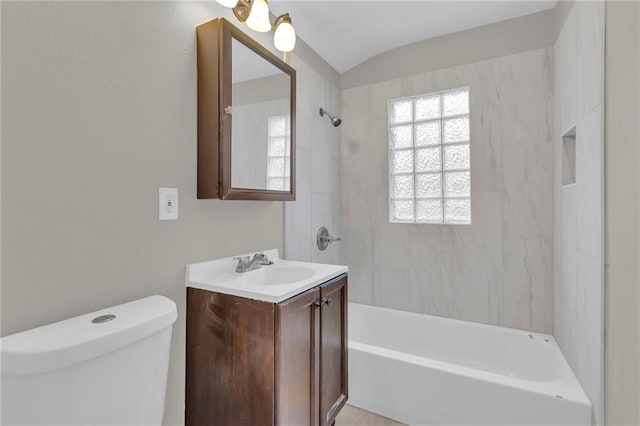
<box><xmin>185</xmin><ymin>288</ymin><xmax>275</xmax><ymax>426</ymax></box>
<box><xmin>319</xmin><ymin>275</ymin><xmax>348</xmax><ymax>426</ymax></box>
<box><xmin>275</xmin><ymin>286</ymin><xmax>321</xmax><ymax>426</ymax></box>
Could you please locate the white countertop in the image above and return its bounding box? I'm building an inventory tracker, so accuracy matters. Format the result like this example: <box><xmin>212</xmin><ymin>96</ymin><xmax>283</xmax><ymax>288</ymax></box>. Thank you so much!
<box><xmin>186</xmin><ymin>249</ymin><xmax>348</xmax><ymax>303</ymax></box>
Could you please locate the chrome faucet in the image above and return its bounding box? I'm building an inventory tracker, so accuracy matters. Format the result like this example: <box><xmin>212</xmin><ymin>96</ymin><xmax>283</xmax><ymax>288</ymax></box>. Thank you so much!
<box><xmin>234</xmin><ymin>252</ymin><xmax>273</xmax><ymax>273</ymax></box>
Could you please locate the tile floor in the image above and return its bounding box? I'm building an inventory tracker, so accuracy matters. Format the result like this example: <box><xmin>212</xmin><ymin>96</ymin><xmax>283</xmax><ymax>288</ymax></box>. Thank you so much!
<box><xmin>335</xmin><ymin>405</ymin><xmax>406</xmax><ymax>426</ymax></box>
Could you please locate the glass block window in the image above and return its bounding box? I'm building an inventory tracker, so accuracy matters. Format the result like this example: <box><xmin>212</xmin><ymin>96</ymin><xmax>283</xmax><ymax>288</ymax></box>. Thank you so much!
<box><xmin>267</xmin><ymin>115</ymin><xmax>290</xmax><ymax>191</ymax></box>
<box><xmin>388</xmin><ymin>87</ymin><xmax>471</xmax><ymax>224</ymax></box>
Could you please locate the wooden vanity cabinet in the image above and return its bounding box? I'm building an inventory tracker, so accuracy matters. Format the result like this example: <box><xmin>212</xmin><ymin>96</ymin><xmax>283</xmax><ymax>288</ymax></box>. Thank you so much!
<box><xmin>319</xmin><ymin>277</ymin><xmax>348</xmax><ymax>425</ymax></box>
<box><xmin>275</xmin><ymin>286</ymin><xmax>320</xmax><ymax>425</ymax></box>
<box><xmin>186</xmin><ymin>274</ymin><xmax>348</xmax><ymax>426</ymax></box>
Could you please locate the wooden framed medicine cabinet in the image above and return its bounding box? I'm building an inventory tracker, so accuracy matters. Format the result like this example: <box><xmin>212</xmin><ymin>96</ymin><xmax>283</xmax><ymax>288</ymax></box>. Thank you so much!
<box><xmin>197</xmin><ymin>18</ymin><xmax>296</xmax><ymax>201</ymax></box>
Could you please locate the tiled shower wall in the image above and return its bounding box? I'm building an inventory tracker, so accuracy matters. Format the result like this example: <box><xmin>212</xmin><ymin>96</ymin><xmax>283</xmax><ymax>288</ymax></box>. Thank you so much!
<box><xmin>553</xmin><ymin>1</ymin><xmax>605</xmax><ymax>424</ymax></box>
<box><xmin>341</xmin><ymin>48</ymin><xmax>554</xmax><ymax>332</ymax></box>
<box><xmin>284</xmin><ymin>56</ymin><xmax>342</xmax><ymax>264</ymax></box>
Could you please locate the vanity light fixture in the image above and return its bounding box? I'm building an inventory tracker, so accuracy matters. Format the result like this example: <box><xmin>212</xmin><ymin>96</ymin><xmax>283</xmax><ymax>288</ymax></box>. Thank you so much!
<box><xmin>215</xmin><ymin>0</ymin><xmax>297</xmax><ymax>52</ymax></box>
<box><xmin>273</xmin><ymin>13</ymin><xmax>296</xmax><ymax>52</ymax></box>
<box><xmin>216</xmin><ymin>0</ymin><xmax>239</xmax><ymax>8</ymax></box>
<box><xmin>245</xmin><ymin>0</ymin><xmax>271</xmax><ymax>32</ymax></box>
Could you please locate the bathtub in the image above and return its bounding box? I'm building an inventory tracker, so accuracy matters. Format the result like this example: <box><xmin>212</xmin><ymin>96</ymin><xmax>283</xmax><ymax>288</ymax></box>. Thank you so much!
<box><xmin>348</xmin><ymin>303</ymin><xmax>591</xmax><ymax>426</ymax></box>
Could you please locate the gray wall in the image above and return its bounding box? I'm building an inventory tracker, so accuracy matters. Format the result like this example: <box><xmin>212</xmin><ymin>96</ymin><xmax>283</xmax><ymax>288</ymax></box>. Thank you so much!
<box><xmin>341</xmin><ymin>7</ymin><xmax>558</xmax><ymax>89</ymax></box>
<box><xmin>0</xmin><ymin>2</ymin><xmax>337</xmax><ymax>425</ymax></box>
<box><xmin>341</xmin><ymin>47</ymin><xmax>554</xmax><ymax>332</ymax></box>
<box><xmin>552</xmin><ymin>2</ymin><xmax>605</xmax><ymax>424</ymax></box>
<box><xmin>605</xmin><ymin>2</ymin><xmax>640</xmax><ymax>425</ymax></box>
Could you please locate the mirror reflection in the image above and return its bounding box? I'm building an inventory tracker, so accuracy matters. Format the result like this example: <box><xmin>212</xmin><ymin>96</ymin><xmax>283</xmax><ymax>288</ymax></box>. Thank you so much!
<box><xmin>231</xmin><ymin>38</ymin><xmax>292</xmax><ymax>191</ymax></box>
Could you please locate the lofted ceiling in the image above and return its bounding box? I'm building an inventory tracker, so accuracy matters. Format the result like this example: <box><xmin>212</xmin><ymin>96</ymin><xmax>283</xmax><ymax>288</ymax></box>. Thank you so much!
<box><xmin>270</xmin><ymin>1</ymin><xmax>557</xmax><ymax>73</ymax></box>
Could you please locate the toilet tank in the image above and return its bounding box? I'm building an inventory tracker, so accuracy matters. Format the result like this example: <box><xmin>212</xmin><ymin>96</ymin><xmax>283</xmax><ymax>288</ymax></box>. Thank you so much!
<box><xmin>0</xmin><ymin>295</ymin><xmax>178</xmax><ymax>426</ymax></box>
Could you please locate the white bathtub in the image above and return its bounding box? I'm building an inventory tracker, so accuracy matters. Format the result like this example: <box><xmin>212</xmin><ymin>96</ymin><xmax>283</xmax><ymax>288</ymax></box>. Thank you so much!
<box><xmin>348</xmin><ymin>303</ymin><xmax>591</xmax><ymax>426</ymax></box>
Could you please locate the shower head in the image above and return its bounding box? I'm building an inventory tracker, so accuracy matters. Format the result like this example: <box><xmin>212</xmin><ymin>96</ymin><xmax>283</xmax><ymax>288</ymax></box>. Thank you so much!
<box><xmin>319</xmin><ymin>108</ymin><xmax>342</xmax><ymax>127</ymax></box>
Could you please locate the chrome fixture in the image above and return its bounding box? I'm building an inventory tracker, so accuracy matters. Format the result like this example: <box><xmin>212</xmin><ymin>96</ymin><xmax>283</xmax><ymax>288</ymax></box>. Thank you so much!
<box><xmin>317</xmin><ymin>227</ymin><xmax>341</xmax><ymax>251</ymax></box>
<box><xmin>215</xmin><ymin>0</ymin><xmax>297</xmax><ymax>52</ymax></box>
<box><xmin>92</xmin><ymin>314</ymin><xmax>116</xmax><ymax>324</ymax></box>
<box><xmin>234</xmin><ymin>252</ymin><xmax>274</xmax><ymax>273</ymax></box>
<box><xmin>319</xmin><ymin>108</ymin><xmax>342</xmax><ymax>127</ymax></box>
<box><xmin>314</xmin><ymin>297</ymin><xmax>332</xmax><ymax>309</ymax></box>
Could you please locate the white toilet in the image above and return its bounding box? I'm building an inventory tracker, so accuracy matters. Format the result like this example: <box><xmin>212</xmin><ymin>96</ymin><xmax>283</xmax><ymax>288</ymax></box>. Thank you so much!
<box><xmin>0</xmin><ymin>295</ymin><xmax>178</xmax><ymax>425</ymax></box>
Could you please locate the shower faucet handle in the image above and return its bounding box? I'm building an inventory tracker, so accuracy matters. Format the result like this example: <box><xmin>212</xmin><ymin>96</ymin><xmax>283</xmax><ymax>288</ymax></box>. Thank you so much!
<box><xmin>316</xmin><ymin>226</ymin><xmax>341</xmax><ymax>251</ymax></box>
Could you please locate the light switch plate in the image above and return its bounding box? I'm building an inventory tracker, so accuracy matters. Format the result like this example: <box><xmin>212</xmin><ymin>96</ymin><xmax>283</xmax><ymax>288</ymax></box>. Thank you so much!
<box><xmin>159</xmin><ymin>188</ymin><xmax>178</xmax><ymax>221</ymax></box>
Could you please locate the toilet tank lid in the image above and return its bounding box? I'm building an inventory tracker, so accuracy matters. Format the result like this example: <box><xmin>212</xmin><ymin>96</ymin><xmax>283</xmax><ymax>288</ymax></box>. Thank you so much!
<box><xmin>0</xmin><ymin>295</ymin><xmax>177</xmax><ymax>375</ymax></box>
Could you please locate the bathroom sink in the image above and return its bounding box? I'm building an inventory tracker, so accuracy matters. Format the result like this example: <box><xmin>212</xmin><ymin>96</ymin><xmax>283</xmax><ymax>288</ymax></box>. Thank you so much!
<box><xmin>236</xmin><ymin>266</ymin><xmax>315</xmax><ymax>286</ymax></box>
<box><xmin>186</xmin><ymin>249</ymin><xmax>348</xmax><ymax>303</ymax></box>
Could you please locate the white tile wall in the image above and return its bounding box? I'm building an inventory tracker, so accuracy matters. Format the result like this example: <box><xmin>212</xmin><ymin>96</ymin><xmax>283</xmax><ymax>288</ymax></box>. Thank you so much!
<box><xmin>284</xmin><ymin>56</ymin><xmax>342</xmax><ymax>264</ymax></box>
<box><xmin>553</xmin><ymin>2</ymin><xmax>605</xmax><ymax>425</ymax></box>
<box><xmin>341</xmin><ymin>47</ymin><xmax>554</xmax><ymax>332</ymax></box>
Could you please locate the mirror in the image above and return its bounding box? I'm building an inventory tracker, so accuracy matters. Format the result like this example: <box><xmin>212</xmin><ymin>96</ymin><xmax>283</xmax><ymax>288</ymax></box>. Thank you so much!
<box><xmin>196</xmin><ymin>18</ymin><xmax>296</xmax><ymax>201</ymax></box>
<box><xmin>231</xmin><ymin>39</ymin><xmax>292</xmax><ymax>193</ymax></box>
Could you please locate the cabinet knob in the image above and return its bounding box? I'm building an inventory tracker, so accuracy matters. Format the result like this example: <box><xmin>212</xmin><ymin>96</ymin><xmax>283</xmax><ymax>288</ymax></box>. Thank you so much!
<box><xmin>316</xmin><ymin>298</ymin><xmax>332</xmax><ymax>309</ymax></box>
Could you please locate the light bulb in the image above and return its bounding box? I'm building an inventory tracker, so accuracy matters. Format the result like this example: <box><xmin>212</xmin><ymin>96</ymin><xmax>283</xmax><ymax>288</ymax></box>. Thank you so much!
<box><xmin>215</xmin><ymin>0</ymin><xmax>238</xmax><ymax>8</ymax></box>
<box><xmin>274</xmin><ymin>20</ymin><xmax>296</xmax><ymax>52</ymax></box>
<box><xmin>246</xmin><ymin>0</ymin><xmax>271</xmax><ymax>33</ymax></box>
